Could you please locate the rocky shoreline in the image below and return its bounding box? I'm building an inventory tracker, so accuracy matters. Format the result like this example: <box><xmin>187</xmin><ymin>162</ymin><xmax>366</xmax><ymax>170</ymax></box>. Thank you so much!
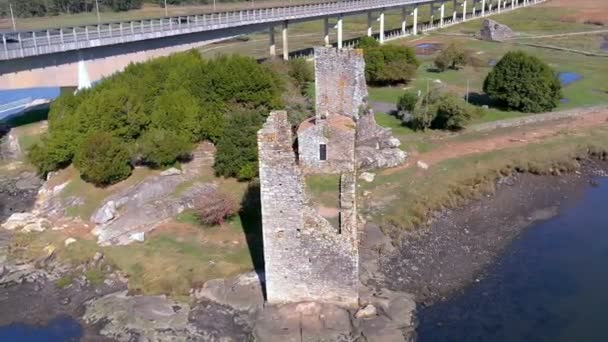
<box><xmin>1</xmin><ymin>146</ymin><xmax>607</xmax><ymax>340</ymax></box>
<box><xmin>380</xmin><ymin>159</ymin><xmax>608</xmax><ymax>307</ymax></box>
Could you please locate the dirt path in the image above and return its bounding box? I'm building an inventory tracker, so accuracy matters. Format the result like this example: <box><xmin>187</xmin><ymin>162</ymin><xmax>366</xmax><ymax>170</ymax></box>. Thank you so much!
<box><xmin>383</xmin><ymin>109</ymin><xmax>608</xmax><ymax>175</ymax></box>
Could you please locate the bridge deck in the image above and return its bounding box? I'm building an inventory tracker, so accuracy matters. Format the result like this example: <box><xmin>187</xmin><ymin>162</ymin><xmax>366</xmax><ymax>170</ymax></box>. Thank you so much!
<box><xmin>0</xmin><ymin>0</ymin><xmax>436</xmax><ymax>61</ymax></box>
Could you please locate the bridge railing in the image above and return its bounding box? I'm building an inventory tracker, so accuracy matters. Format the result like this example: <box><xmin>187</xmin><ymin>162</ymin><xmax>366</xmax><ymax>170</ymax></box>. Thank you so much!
<box><xmin>0</xmin><ymin>0</ymin><xmax>540</xmax><ymax>61</ymax></box>
<box><xmin>0</xmin><ymin>0</ymin><xmax>431</xmax><ymax>60</ymax></box>
<box><xmin>0</xmin><ymin>97</ymin><xmax>32</xmax><ymax>114</ymax></box>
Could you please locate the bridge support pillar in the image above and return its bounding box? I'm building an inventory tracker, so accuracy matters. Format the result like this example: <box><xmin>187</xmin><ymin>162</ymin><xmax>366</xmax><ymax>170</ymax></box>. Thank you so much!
<box><xmin>482</xmin><ymin>0</ymin><xmax>486</xmax><ymax>16</ymax></box>
<box><xmin>511</xmin><ymin>0</ymin><xmax>515</xmax><ymax>9</ymax></box>
<box><xmin>429</xmin><ymin>3</ymin><xmax>434</xmax><ymax>28</ymax></box>
<box><xmin>412</xmin><ymin>7</ymin><xmax>418</xmax><ymax>35</ymax></box>
<box><xmin>440</xmin><ymin>3</ymin><xmax>445</xmax><ymax>27</ymax></box>
<box><xmin>453</xmin><ymin>0</ymin><xmax>457</xmax><ymax>21</ymax></box>
<box><xmin>462</xmin><ymin>0</ymin><xmax>467</xmax><ymax>21</ymax></box>
<box><xmin>77</xmin><ymin>58</ymin><xmax>91</xmax><ymax>90</ymax></box>
<box><xmin>401</xmin><ymin>7</ymin><xmax>407</xmax><ymax>35</ymax></box>
<box><xmin>379</xmin><ymin>11</ymin><xmax>385</xmax><ymax>43</ymax></box>
<box><xmin>367</xmin><ymin>12</ymin><xmax>373</xmax><ymax>37</ymax></box>
<box><xmin>269</xmin><ymin>26</ymin><xmax>276</xmax><ymax>58</ymax></box>
<box><xmin>337</xmin><ymin>15</ymin><xmax>343</xmax><ymax>49</ymax></box>
<box><xmin>282</xmin><ymin>21</ymin><xmax>289</xmax><ymax>61</ymax></box>
<box><xmin>323</xmin><ymin>17</ymin><xmax>330</xmax><ymax>46</ymax></box>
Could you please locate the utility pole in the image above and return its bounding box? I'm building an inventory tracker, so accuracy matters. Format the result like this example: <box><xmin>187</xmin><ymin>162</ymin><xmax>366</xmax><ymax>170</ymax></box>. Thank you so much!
<box><xmin>466</xmin><ymin>79</ymin><xmax>470</xmax><ymax>103</ymax></box>
<box><xmin>164</xmin><ymin>0</ymin><xmax>168</xmax><ymax>16</ymax></box>
<box><xmin>213</xmin><ymin>0</ymin><xmax>216</xmax><ymax>12</ymax></box>
<box><xmin>9</xmin><ymin>3</ymin><xmax>16</xmax><ymax>31</ymax></box>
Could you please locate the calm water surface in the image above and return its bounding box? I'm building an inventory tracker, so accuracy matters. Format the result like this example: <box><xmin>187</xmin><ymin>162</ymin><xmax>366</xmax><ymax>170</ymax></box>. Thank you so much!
<box><xmin>0</xmin><ymin>316</ymin><xmax>82</xmax><ymax>341</ymax></box>
<box><xmin>418</xmin><ymin>177</ymin><xmax>608</xmax><ymax>341</ymax></box>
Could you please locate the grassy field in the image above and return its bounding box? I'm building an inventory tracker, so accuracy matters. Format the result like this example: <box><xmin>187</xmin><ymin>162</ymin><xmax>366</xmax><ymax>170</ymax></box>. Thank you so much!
<box><xmin>366</xmin><ymin>2</ymin><xmax>608</xmax><ymax>126</ymax></box>
<box><xmin>361</xmin><ymin>123</ymin><xmax>608</xmax><ymax>237</ymax></box>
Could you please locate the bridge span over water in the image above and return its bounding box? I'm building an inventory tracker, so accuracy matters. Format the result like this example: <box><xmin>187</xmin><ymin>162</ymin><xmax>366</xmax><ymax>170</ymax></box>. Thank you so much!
<box><xmin>0</xmin><ymin>0</ymin><xmax>542</xmax><ymax>90</ymax></box>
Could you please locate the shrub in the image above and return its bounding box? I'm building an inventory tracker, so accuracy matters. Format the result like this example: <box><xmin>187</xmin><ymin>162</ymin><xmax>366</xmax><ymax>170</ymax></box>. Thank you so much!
<box><xmin>194</xmin><ymin>190</ymin><xmax>239</xmax><ymax>226</ymax></box>
<box><xmin>74</xmin><ymin>133</ymin><xmax>132</xmax><ymax>186</ymax></box>
<box><xmin>483</xmin><ymin>51</ymin><xmax>561</xmax><ymax>113</ymax></box>
<box><xmin>357</xmin><ymin>36</ymin><xmax>380</xmax><ymax>49</ymax></box>
<box><xmin>361</xmin><ymin>45</ymin><xmax>420</xmax><ymax>85</ymax></box>
<box><xmin>434</xmin><ymin>43</ymin><xmax>470</xmax><ymax>72</ymax></box>
<box><xmin>214</xmin><ymin>108</ymin><xmax>262</xmax><ymax>181</ymax></box>
<box><xmin>28</xmin><ymin>134</ymin><xmax>75</xmax><ymax>176</ymax></box>
<box><xmin>397</xmin><ymin>92</ymin><xmax>419</xmax><ymax>112</ymax></box>
<box><xmin>287</xmin><ymin>58</ymin><xmax>314</xmax><ymax>92</ymax></box>
<box><xmin>136</xmin><ymin>129</ymin><xmax>192</xmax><ymax>168</ymax></box>
<box><xmin>432</xmin><ymin>94</ymin><xmax>473</xmax><ymax>130</ymax></box>
<box><xmin>410</xmin><ymin>89</ymin><xmax>474</xmax><ymax>130</ymax></box>
<box><xmin>29</xmin><ymin>51</ymin><xmax>286</xmax><ymax>185</ymax></box>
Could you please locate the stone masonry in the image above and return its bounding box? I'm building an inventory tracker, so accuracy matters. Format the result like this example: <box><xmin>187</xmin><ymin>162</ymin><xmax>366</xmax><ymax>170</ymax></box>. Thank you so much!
<box><xmin>258</xmin><ymin>111</ymin><xmax>359</xmax><ymax>307</ymax></box>
<box><xmin>258</xmin><ymin>47</ymin><xmax>406</xmax><ymax>308</ymax></box>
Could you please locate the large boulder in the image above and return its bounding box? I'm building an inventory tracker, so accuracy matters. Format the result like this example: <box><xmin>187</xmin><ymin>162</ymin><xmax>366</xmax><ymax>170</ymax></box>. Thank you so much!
<box><xmin>83</xmin><ymin>291</ymin><xmax>194</xmax><ymax>341</ymax></box>
<box><xmin>194</xmin><ymin>272</ymin><xmax>265</xmax><ymax>312</ymax></box>
<box><xmin>1</xmin><ymin>212</ymin><xmax>51</xmax><ymax>232</ymax></box>
<box><xmin>253</xmin><ymin>302</ymin><xmax>353</xmax><ymax>342</ymax></box>
<box><xmin>90</xmin><ymin>200</ymin><xmax>119</xmax><ymax>225</ymax></box>
<box><xmin>480</xmin><ymin>19</ymin><xmax>514</xmax><ymax>41</ymax></box>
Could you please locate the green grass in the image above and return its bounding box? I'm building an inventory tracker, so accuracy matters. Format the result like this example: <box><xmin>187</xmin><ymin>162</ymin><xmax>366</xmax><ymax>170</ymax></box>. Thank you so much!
<box><xmin>85</xmin><ymin>268</ymin><xmax>107</xmax><ymax>287</ymax></box>
<box><xmin>175</xmin><ymin>210</ymin><xmax>203</xmax><ymax>226</ymax></box>
<box><xmin>305</xmin><ymin>174</ymin><xmax>340</xmax><ymax>208</ymax></box>
<box><xmin>375</xmin><ymin>112</ymin><xmax>415</xmax><ymax>136</ymax></box>
<box><xmin>441</xmin><ymin>7</ymin><xmax>600</xmax><ymax>35</ymax></box>
<box><xmin>55</xmin><ymin>275</ymin><xmax>73</xmax><ymax>289</ymax></box>
<box><xmin>363</xmin><ymin>125</ymin><xmax>608</xmax><ymax>236</ymax></box>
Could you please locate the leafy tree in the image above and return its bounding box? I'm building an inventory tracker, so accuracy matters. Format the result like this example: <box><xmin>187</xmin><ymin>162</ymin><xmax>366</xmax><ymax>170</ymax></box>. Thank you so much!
<box><xmin>136</xmin><ymin>129</ymin><xmax>192</xmax><ymax>168</ymax></box>
<box><xmin>214</xmin><ymin>108</ymin><xmax>262</xmax><ymax>181</ymax></box>
<box><xmin>361</xmin><ymin>45</ymin><xmax>420</xmax><ymax>85</ymax></box>
<box><xmin>287</xmin><ymin>58</ymin><xmax>314</xmax><ymax>92</ymax></box>
<box><xmin>410</xmin><ymin>88</ymin><xmax>475</xmax><ymax>131</ymax></box>
<box><xmin>74</xmin><ymin>133</ymin><xmax>132</xmax><ymax>186</ymax></box>
<box><xmin>27</xmin><ymin>134</ymin><xmax>74</xmax><ymax>176</ymax></box>
<box><xmin>483</xmin><ymin>51</ymin><xmax>561</xmax><ymax>113</ymax></box>
<box><xmin>27</xmin><ymin>51</ymin><xmax>286</xmax><ymax>185</ymax></box>
<box><xmin>357</xmin><ymin>36</ymin><xmax>380</xmax><ymax>49</ymax></box>
<box><xmin>434</xmin><ymin>43</ymin><xmax>470</xmax><ymax>72</ymax></box>
<box><xmin>397</xmin><ymin>91</ymin><xmax>419</xmax><ymax>113</ymax></box>
<box><xmin>432</xmin><ymin>94</ymin><xmax>472</xmax><ymax>130</ymax></box>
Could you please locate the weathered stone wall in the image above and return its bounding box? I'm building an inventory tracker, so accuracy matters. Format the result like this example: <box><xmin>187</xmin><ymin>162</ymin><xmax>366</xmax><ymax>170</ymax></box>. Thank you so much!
<box><xmin>258</xmin><ymin>111</ymin><xmax>359</xmax><ymax>307</ymax></box>
<box><xmin>297</xmin><ymin>115</ymin><xmax>356</xmax><ymax>174</ymax></box>
<box><xmin>314</xmin><ymin>47</ymin><xmax>368</xmax><ymax>121</ymax></box>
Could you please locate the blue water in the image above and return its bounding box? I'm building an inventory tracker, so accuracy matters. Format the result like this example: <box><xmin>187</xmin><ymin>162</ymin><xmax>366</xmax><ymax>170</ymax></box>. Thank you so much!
<box><xmin>558</xmin><ymin>72</ymin><xmax>583</xmax><ymax>87</ymax></box>
<box><xmin>418</xmin><ymin>177</ymin><xmax>608</xmax><ymax>341</ymax></box>
<box><xmin>0</xmin><ymin>316</ymin><xmax>82</xmax><ymax>341</ymax></box>
<box><xmin>0</xmin><ymin>87</ymin><xmax>60</xmax><ymax>120</ymax></box>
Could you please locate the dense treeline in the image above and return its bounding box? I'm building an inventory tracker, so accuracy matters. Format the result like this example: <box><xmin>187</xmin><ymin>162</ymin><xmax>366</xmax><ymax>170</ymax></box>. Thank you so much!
<box><xmin>0</xmin><ymin>0</ymin><xmax>143</xmax><ymax>17</ymax></box>
<box><xmin>28</xmin><ymin>51</ymin><xmax>313</xmax><ymax>186</ymax></box>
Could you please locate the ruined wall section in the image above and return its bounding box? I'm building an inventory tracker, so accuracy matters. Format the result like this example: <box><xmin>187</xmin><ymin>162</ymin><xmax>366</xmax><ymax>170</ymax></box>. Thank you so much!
<box><xmin>314</xmin><ymin>47</ymin><xmax>368</xmax><ymax>121</ymax></box>
<box><xmin>258</xmin><ymin>111</ymin><xmax>359</xmax><ymax>307</ymax></box>
<box><xmin>297</xmin><ymin>116</ymin><xmax>356</xmax><ymax>174</ymax></box>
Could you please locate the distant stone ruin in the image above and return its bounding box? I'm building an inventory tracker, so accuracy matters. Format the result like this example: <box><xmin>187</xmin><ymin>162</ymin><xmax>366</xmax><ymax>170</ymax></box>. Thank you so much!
<box><xmin>480</xmin><ymin>19</ymin><xmax>515</xmax><ymax>42</ymax></box>
<box><xmin>257</xmin><ymin>47</ymin><xmax>406</xmax><ymax>307</ymax></box>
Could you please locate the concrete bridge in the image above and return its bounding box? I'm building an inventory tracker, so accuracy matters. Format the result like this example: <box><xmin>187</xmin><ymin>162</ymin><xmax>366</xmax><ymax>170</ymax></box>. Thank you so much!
<box><xmin>0</xmin><ymin>0</ymin><xmax>543</xmax><ymax>90</ymax></box>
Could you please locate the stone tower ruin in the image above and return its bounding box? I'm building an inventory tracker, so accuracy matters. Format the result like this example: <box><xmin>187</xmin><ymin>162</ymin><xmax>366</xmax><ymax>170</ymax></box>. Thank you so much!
<box><xmin>257</xmin><ymin>47</ymin><xmax>406</xmax><ymax>307</ymax></box>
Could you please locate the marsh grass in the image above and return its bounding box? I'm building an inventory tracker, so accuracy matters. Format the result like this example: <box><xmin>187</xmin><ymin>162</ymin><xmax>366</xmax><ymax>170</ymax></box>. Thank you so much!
<box><xmin>363</xmin><ymin>126</ymin><xmax>608</xmax><ymax>237</ymax></box>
